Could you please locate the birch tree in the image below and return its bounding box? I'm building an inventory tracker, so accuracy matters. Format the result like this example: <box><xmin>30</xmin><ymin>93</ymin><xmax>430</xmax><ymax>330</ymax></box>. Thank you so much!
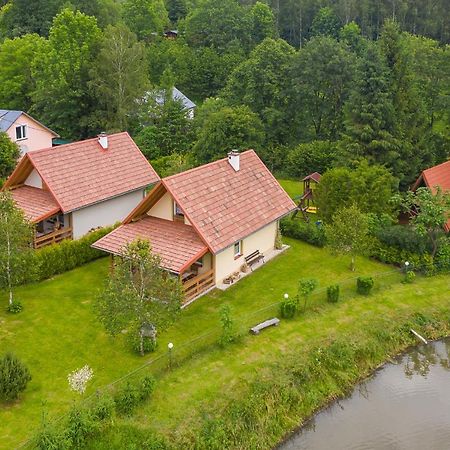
<box><xmin>0</xmin><ymin>191</ymin><xmax>34</xmax><ymax>308</ymax></box>
<box><xmin>95</xmin><ymin>239</ymin><xmax>182</xmax><ymax>355</ymax></box>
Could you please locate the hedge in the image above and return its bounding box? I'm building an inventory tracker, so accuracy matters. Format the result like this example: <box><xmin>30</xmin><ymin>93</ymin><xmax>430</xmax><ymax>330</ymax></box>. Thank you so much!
<box><xmin>24</xmin><ymin>226</ymin><xmax>114</xmax><ymax>284</ymax></box>
<box><xmin>280</xmin><ymin>217</ymin><xmax>326</xmax><ymax>247</ymax></box>
<box><xmin>280</xmin><ymin>217</ymin><xmax>449</xmax><ymax>274</ymax></box>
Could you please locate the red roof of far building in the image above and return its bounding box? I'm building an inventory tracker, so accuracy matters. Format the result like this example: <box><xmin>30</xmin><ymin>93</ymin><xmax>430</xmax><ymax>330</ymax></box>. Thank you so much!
<box><xmin>129</xmin><ymin>150</ymin><xmax>296</xmax><ymax>254</ymax></box>
<box><xmin>302</xmin><ymin>172</ymin><xmax>321</xmax><ymax>183</ymax></box>
<box><xmin>412</xmin><ymin>160</ymin><xmax>450</xmax><ymax>232</ymax></box>
<box><xmin>92</xmin><ymin>216</ymin><xmax>208</xmax><ymax>273</ymax></box>
<box><xmin>3</xmin><ymin>132</ymin><xmax>159</xmax><ymax>213</ymax></box>
<box><xmin>10</xmin><ymin>185</ymin><xmax>60</xmax><ymax>223</ymax></box>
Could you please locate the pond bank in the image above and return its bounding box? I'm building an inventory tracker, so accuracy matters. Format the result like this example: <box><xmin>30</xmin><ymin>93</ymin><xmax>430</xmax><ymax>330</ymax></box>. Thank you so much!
<box><xmin>278</xmin><ymin>337</ymin><xmax>450</xmax><ymax>450</ymax></box>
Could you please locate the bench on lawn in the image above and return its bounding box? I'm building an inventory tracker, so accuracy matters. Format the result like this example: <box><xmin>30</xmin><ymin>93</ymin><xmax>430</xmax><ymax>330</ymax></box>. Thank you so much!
<box><xmin>245</xmin><ymin>250</ymin><xmax>265</xmax><ymax>270</ymax></box>
<box><xmin>250</xmin><ymin>317</ymin><xmax>280</xmax><ymax>335</ymax></box>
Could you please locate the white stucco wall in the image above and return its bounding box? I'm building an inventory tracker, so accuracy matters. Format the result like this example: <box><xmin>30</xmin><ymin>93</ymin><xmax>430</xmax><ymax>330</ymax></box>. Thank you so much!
<box><xmin>214</xmin><ymin>221</ymin><xmax>278</xmax><ymax>284</ymax></box>
<box><xmin>24</xmin><ymin>168</ymin><xmax>42</xmax><ymax>188</ymax></box>
<box><xmin>147</xmin><ymin>191</ymin><xmax>173</xmax><ymax>221</ymax></box>
<box><xmin>71</xmin><ymin>190</ymin><xmax>145</xmax><ymax>239</ymax></box>
<box><xmin>7</xmin><ymin>114</ymin><xmax>55</xmax><ymax>154</ymax></box>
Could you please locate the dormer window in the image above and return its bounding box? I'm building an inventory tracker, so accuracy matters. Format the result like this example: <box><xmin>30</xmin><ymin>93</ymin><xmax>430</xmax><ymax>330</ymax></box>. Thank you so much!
<box><xmin>173</xmin><ymin>202</ymin><xmax>184</xmax><ymax>221</ymax></box>
<box><xmin>16</xmin><ymin>125</ymin><xmax>27</xmax><ymax>140</ymax></box>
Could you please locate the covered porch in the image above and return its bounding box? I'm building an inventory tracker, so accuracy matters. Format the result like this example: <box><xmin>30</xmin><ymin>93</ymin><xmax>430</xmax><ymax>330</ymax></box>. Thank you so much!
<box><xmin>11</xmin><ymin>185</ymin><xmax>72</xmax><ymax>249</ymax></box>
<box><xmin>92</xmin><ymin>216</ymin><xmax>216</xmax><ymax>304</ymax></box>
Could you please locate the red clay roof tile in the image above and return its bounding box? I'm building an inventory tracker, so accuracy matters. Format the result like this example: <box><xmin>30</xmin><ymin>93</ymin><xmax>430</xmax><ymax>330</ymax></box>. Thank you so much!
<box><xmin>11</xmin><ymin>185</ymin><xmax>60</xmax><ymax>223</ymax></box>
<box><xmin>163</xmin><ymin>150</ymin><xmax>296</xmax><ymax>253</ymax></box>
<box><xmin>92</xmin><ymin>216</ymin><xmax>208</xmax><ymax>273</ymax></box>
<box><xmin>26</xmin><ymin>132</ymin><xmax>159</xmax><ymax>212</ymax></box>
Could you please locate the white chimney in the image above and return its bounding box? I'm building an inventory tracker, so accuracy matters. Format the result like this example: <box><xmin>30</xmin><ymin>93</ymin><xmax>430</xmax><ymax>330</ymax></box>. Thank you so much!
<box><xmin>228</xmin><ymin>150</ymin><xmax>240</xmax><ymax>172</ymax></box>
<box><xmin>98</xmin><ymin>132</ymin><xmax>108</xmax><ymax>149</ymax></box>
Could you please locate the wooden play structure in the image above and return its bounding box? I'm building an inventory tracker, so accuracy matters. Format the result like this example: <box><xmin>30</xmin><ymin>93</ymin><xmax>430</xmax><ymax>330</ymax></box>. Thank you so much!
<box><xmin>292</xmin><ymin>172</ymin><xmax>321</xmax><ymax>221</ymax></box>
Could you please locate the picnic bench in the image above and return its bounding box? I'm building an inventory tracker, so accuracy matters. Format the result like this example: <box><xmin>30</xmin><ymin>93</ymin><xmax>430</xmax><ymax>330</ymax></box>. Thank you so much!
<box><xmin>250</xmin><ymin>317</ymin><xmax>280</xmax><ymax>335</ymax></box>
<box><xmin>245</xmin><ymin>250</ymin><xmax>265</xmax><ymax>270</ymax></box>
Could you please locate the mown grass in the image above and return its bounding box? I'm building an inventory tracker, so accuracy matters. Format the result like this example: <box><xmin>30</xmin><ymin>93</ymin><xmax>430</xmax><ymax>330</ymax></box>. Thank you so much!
<box><xmin>277</xmin><ymin>179</ymin><xmax>303</xmax><ymax>199</ymax></box>
<box><xmin>0</xmin><ymin>238</ymin><xmax>449</xmax><ymax>449</ymax></box>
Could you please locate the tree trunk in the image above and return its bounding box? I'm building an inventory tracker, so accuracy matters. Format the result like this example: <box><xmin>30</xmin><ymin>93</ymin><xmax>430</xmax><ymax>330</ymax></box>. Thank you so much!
<box><xmin>350</xmin><ymin>255</ymin><xmax>356</xmax><ymax>272</ymax></box>
<box><xmin>139</xmin><ymin>331</ymin><xmax>144</xmax><ymax>356</ymax></box>
<box><xmin>5</xmin><ymin>215</ymin><xmax>13</xmax><ymax>305</ymax></box>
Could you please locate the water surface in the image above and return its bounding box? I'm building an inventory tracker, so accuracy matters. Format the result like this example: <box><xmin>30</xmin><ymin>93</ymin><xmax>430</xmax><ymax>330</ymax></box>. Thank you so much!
<box><xmin>280</xmin><ymin>338</ymin><xmax>450</xmax><ymax>450</ymax></box>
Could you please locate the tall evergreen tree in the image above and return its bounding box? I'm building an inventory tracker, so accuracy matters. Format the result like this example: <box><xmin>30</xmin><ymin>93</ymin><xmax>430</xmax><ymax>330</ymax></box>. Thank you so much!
<box><xmin>343</xmin><ymin>43</ymin><xmax>402</xmax><ymax>168</ymax></box>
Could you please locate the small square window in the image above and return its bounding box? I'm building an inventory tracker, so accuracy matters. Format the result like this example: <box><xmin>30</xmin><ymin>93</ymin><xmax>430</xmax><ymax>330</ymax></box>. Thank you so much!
<box><xmin>16</xmin><ymin>125</ymin><xmax>27</xmax><ymax>140</ymax></box>
<box><xmin>234</xmin><ymin>241</ymin><xmax>242</xmax><ymax>258</ymax></box>
<box><xmin>174</xmin><ymin>202</ymin><xmax>184</xmax><ymax>218</ymax></box>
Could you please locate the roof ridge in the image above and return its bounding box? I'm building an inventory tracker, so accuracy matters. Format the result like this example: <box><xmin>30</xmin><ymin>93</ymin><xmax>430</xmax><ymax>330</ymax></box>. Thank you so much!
<box><xmin>423</xmin><ymin>159</ymin><xmax>450</xmax><ymax>173</ymax></box>
<box><xmin>163</xmin><ymin>149</ymin><xmax>255</xmax><ymax>182</ymax></box>
<box><xmin>26</xmin><ymin>131</ymin><xmax>130</xmax><ymax>155</ymax></box>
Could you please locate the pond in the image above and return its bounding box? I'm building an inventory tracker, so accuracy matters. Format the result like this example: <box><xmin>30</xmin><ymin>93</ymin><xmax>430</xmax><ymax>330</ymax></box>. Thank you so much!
<box><xmin>279</xmin><ymin>337</ymin><xmax>450</xmax><ymax>450</ymax></box>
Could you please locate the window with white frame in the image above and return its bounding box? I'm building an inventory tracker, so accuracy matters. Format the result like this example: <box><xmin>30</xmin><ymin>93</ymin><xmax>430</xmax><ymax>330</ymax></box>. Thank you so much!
<box><xmin>15</xmin><ymin>125</ymin><xmax>27</xmax><ymax>140</ymax></box>
<box><xmin>173</xmin><ymin>201</ymin><xmax>184</xmax><ymax>219</ymax></box>
<box><xmin>234</xmin><ymin>240</ymin><xmax>242</xmax><ymax>258</ymax></box>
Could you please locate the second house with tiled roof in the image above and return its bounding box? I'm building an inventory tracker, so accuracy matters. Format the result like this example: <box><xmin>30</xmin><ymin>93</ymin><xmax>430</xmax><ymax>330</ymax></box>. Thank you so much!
<box><xmin>2</xmin><ymin>132</ymin><xmax>160</xmax><ymax>248</ymax></box>
<box><xmin>92</xmin><ymin>150</ymin><xmax>296</xmax><ymax>303</ymax></box>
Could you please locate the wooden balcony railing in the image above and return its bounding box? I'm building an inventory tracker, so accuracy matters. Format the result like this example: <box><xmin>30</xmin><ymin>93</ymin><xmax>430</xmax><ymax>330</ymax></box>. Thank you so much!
<box><xmin>182</xmin><ymin>269</ymin><xmax>215</xmax><ymax>303</ymax></box>
<box><xmin>34</xmin><ymin>227</ymin><xmax>73</xmax><ymax>249</ymax></box>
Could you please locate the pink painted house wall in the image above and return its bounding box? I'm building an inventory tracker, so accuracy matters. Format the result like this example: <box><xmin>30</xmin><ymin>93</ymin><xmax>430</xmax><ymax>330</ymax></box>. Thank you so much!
<box><xmin>4</xmin><ymin>113</ymin><xmax>58</xmax><ymax>155</ymax></box>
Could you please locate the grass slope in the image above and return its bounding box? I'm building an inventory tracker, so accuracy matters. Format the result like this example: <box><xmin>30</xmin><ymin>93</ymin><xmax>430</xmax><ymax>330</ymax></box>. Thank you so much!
<box><xmin>277</xmin><ymin>179</ymin><xmax>303</xmax><ymax>199</ymax></box>
<box><xmin>0</xmin><ymin>239</ymin><xmax>449</xmax><ymax>448</ymax></box>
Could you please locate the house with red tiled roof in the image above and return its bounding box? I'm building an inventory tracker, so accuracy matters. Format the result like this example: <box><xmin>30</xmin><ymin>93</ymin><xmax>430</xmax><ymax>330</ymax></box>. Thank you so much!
<box><xmin>92</xmin><ymin>150</ymin><xmax>296</xmax><ymax>303</ymax></box>
<box><xmin>2</xmin><ymin>132</ymin><xmax>160</xmax><ymax>248</ymax></box>
<box><xmin>412</xmin><ymin>160</ymin><xmax>450</xmax><ymax>232</ymax></box>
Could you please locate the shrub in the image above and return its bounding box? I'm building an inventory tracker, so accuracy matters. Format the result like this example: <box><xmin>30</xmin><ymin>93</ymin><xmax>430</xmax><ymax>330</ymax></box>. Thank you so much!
<box><xmin>34</xmin><ymin>421</ymin><xmax>67</xmax><ymax>450</ymax></box>
<box><xmin>114</xmin><ymin>381</ymin><xmax>140</xmax><ymax>416</ymax></box>
<box><xmin>219</xmin><ymin>305</ymin><xmax>237</xmax><ymax>347</ymax></box>
<box><xmin>404</xmin><ymin>270</ymin><xmax>416</xmax><ymax>284</ymax></box>
<box><xmin>129</xmin><ymin>333</ymin><xmax>157</xmax><ymax>354</ymax></box>
<box><xmin>91</xmin><ymin>392</ymin><xmax>115</xmax><ymax>422</ymax></box>
<box><xmin>280</xmin><ymin>217</ymin><xmax>326</xmax><ymax>247</ymax></box>
<box><xmin>376</xmin><ymin>225</ymin><xmax>431</xmax><ymax>254</ymax></box>
<box><xmin>139</xmin><ymin>375</ymin><xmax>156</xmax><ymax>401</ymax></box>
<box><xmin>26</xmin><ymin>226</ymin><xmax>115</xmax><ymax>284</ymax></box>
<box><xmin>0</xmin><ymin>353</ymin><xmax>32</xmax><ymax>402</ymax></box>
<box><xmin>65</xmin><ymin>405</ymin><xmax>96</xmax><ymax>448</ymax></box>
<box><xmin>6</xmin><ymin>299</ymin><xmax>22</xmax><ymax>314</ymax></box>
<box><xmin>356</xmin><ymin>276</ymin><xmax>374</xmax><ymax>295</ymax></box>
<box><xmin>280</xmin><ymin>296</ymin><xmax>298</xmax><ymax>318</ymax></box>
<box><xmin>435</xmin><ymin>239</ymin><xmax>450</xmax><ymax>273</ymax></box>
<box><xmin>298</xmin><ymin>278</ymin><xmax>318</xmax><ymax>311</ymax></box>
<box><xmin>327</xmin><ymin>285</ymin><xmax>340</xmax><ymax>303</ymax></box>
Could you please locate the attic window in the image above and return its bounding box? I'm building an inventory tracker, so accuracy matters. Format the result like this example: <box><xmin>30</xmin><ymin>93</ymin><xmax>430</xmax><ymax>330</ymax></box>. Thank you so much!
<box><xmin>16</xmin><ymin>125</ymin><xmax>27</xmax><ymax>140</ymax></box>
<box><xmin>173</xmin><ymin>202</ymin><xmax>184</xmax><ymax>220</ymax></box>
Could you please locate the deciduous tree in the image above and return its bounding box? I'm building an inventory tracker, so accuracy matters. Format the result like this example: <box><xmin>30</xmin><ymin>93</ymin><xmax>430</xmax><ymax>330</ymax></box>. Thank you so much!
<box><xmin>95</xmin><ymin>239</ymin><xmax>182</xmax><ymax>355</ymax></box>
<box><xmin>0</xmin><ymin>132</ymin><xmax>20</xmax><ymax>179</ymax></box>
<box><xmin>325</xmin><ymin>204</ymin><xmax>370</xmax><ymax>271</ymax></box>
<box><xmin>0</xmin><ymin>191</ymin><xmax>34</xmax><ymax>307</ymax></box>
<box><xmin>89</xmin><ymin>24</ymin><xmax>149</xmax><ymax>132</ymax></box>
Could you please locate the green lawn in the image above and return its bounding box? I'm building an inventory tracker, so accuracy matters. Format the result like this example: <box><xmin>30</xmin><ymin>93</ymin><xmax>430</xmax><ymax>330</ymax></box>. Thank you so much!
<box><xmin>277</xmin><ymin>178</ymin><xmax>303</xmax><ymax>199</ymax></box>
<box><xmin>0</xmin><ymin>239</ymin><xmax>449</xmax><ymax>448</ymax></box>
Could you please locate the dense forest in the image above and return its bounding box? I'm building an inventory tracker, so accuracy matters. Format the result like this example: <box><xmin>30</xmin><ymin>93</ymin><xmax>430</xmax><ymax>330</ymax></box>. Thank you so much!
<box><xmin>0</xmin><ymin>0</ymin><xmax>448</xmax><ymax>188</ymax></box>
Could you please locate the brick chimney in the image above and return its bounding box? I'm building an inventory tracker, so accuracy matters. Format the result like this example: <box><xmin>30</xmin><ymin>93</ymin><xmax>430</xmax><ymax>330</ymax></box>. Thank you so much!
<box><xmin>228</xmin><ymin>150</ymin><xmax>240</xmax><ymax>172</ymax></box>
<box><xmin>98</xmin><ymin>132</ymin><xmax>108</xmax><ymax>149</ymax></box>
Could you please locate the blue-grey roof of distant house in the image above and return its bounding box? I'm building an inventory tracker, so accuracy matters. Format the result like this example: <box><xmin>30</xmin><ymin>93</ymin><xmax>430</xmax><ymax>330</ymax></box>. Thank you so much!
<box><xmin>153</xmin><ymin>87</ymin><xmax>196</xmax><ymax>110</ymax></box>
<box><xmin>0</xmin><ymin>109</ymin><xmax>59</xmax><ymax>136</ymax></box>
<box><xmin>0</xmin><ymin>110</ymin><xmax>22</xmax><ymax>132</ymax></box>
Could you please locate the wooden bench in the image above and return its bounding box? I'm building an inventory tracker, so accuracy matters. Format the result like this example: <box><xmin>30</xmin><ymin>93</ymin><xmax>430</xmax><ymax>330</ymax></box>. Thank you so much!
<box><xmin>245</xmin><ymin>250</ymin><xmax>265</xmax><ymax>270</ymax></box>
<box><xmin>250</xmin><ymin>318</ymin><xmax>280</xmax><ymax>335</ymax></box>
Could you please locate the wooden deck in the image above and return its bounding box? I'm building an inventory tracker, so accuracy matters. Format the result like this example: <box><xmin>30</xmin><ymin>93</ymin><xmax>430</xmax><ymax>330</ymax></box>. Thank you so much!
<box><xmin>34</xmin><ymin>227</ymin><xmax>73</xmax><ymax>249</ymax></box>
<box><xmin>182</xmin><ymin>269</ymin><xmax>215</xmax><ymax>303</ymax></box>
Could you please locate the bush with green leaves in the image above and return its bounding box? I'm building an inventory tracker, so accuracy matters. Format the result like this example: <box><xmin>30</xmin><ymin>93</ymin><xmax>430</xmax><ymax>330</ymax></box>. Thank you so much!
<box><xmin>280</xmin><ymin>295</ymin><xmax>298</xmax><ymax>318</ymax></box>
<box><xmin>356</xmin><ymin>276</ymin><xmax>374</xmax><ymax>295</ymax></box>
<box><xmin>91</xmin><ymin>392</ymin><xmax>115</xmax><ymax>422</ymax></box>
<box><xmin>114</xmin><ymin>375</ymin><xmax>156</xmax><ymax>416</ymax></box>
<box><xmin>375</xmin><ymin>225</ymin><xmax>431</xmax><ymax>254</ymax></box>
<box><xmin>0</xmin><ymin>353</ymin><xmax>31</xmax><ymax>402</ymax></box>
<box><xmin>327</xmin><ymin>285</ymin><xmax>340</xmax><ymax>303</ymax></box>
<box><xmin>30</xmin><ymin>226</ymin><xmax>115</xmax><ymax>283</ymax></box>
<box><xmin>219</xmin><ymin>304</ymin><xmax>237</xmax><ymax>347</ymax></box>
<box><xmin>403</xmin><ymin>271</ymin><xmax>416</xmax><ymax>284</ymax></box>
<box><xmin>6</xmin><ymin>299</ymin><xmax>22</xmax><ymax>314</ymax></box>
<box><xmin>280</xmin><ymin>217</ymin><xmax>326</xmax><ymax>247</ymax></box>
<box><xmin>298</xmin><ymin>278</ymin><xmax>318</xmax><ymax>311</ymax></box>
<box><xmin>65</xmin><ymin>404</ymin><xmax>96</xmax><ymax>448</ymax></box>
<box><xmin>129</xmin><ymin>332</ymin><xmax>157</xmax><ymax>355</ymax></box>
